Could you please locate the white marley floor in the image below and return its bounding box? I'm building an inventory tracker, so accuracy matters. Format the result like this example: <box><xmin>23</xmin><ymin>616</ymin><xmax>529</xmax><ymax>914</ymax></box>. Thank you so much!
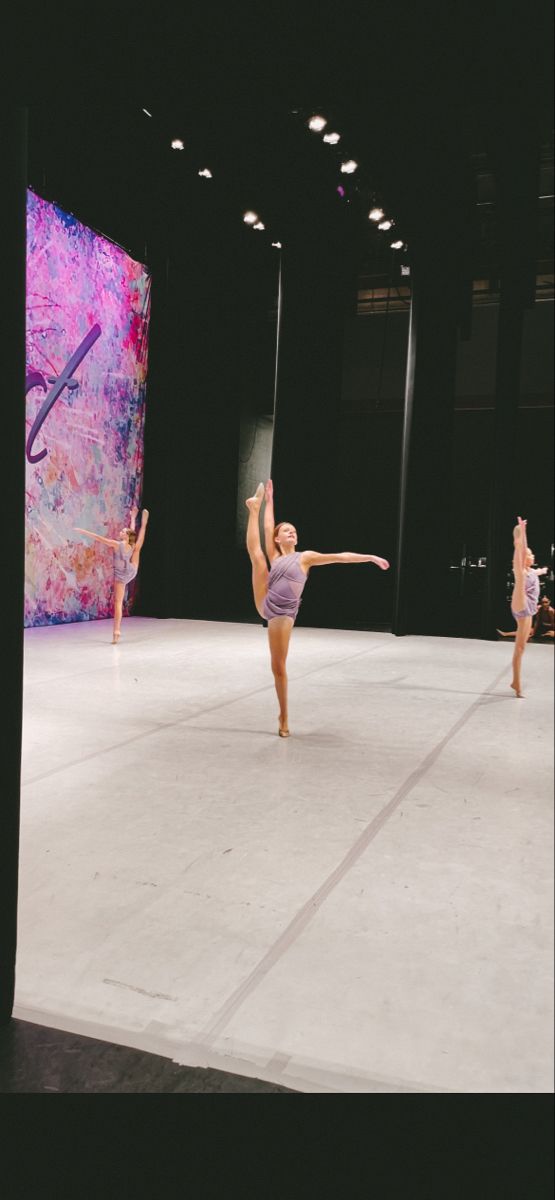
<box><xmin>15</xmin><ymin>617</ymin><xmax>554</xmax><ymax>1094</ymax></box>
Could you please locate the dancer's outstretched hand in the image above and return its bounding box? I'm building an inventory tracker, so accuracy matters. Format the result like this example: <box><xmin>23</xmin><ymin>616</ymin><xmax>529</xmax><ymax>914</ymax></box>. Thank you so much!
<box><xmin>375</xmin><ymin>557</ymin><xmax>390</xmax><ymax>570</ymax></box>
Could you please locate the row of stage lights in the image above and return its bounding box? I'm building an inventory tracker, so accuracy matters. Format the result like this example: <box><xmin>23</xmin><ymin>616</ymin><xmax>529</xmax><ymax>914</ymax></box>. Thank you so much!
<box><xmin>305</xmin><ymin>113</ymin><xmax>406</xmax><ymax>251</ymax></box>
<box><xmin>142</xmin><ymin>107</ymin><xmax>406</xmax><ymax>255</ymax></box>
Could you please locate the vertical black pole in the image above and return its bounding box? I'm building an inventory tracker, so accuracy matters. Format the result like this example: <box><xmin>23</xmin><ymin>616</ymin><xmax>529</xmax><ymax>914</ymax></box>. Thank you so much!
<box><xmin>269</xmin><ymin>251</ymin><xmax>283</xmax><ymax>479</ymax></box>
<box><xmin>393</xmin><ymin>294</ymin><xmax>417</xmax><ymax>636</ymax></box>
<box><xmin>483</xmin><ymin>126</ymin><xmax>539</xmax><ymax>636</ymax></box>
<box><xmin>484</xmin><ymin>292</ymin><xmax>526</xmax><ymax>635</ymax></box>
<box><xmin>392</xmin><ymin>242</ymin><xmax>459</xmax><ymax>636</ymax></box>
<box><xmin>0</xmin><ymin>109</ymin><xmax>27</xmax><ymax>1023</ymax></box>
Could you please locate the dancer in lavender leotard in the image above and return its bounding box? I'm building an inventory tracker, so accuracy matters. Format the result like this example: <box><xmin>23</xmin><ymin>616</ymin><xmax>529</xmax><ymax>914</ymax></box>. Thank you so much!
<box><xmin>74</xmin><ymin>505</ymin><xmax>149</xmax><ymax>643</ymax></box>
<box><xmin>245</xmin><ymin>479</ymin><xmax>389</xmax><ymax>737</ymax></box>
<box><xmin>501</xmin><ymin>516</ymin><xmax>548</xmax><ymax>697</ymax></box>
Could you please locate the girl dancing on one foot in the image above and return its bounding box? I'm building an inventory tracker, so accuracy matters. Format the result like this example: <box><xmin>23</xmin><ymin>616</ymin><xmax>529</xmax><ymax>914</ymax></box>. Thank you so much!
<box><xmin>74</xmin><ymin>505</ymin><xmax>149</xmax><ymax>643</ymax></box>
<box><xmin>505</xmin><ymin>516</ymin><xmax>545</xmax><ymax>697</ymax></box>
<box><xmin>245</xmin><ymin>479</ymin><xmax>389</xmax><ymax>736</ymax></box>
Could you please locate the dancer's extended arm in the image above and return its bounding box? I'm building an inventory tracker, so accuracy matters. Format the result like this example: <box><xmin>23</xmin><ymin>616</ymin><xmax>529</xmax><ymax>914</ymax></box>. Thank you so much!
<box><xmin>300</xmin><ymin>551</ymin><xmax>390</xmax><ymax>569</ymax></box>
<box><xmin>263</xmin><ymin>479</ymin><xmax>279</xmax><ymax>562</ymax></box>
<box><xmin>74</xmin><ymin>527</ymin><xmax>121</xmax><ymax>549</ymax></box>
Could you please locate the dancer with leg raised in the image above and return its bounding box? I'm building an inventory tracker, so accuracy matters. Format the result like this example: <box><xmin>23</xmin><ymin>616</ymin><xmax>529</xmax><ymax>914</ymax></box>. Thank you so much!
<box><xmin>245</xmin><ymin>479</ymin><xmax>389</xmax><ymax>736</ymax></box>
<box><xmin>74</xmin><ymin>504</ymin><xmax>149</xmax><ymax>643</ymax></box>
<box><xmin>506</xmin><ymin>516</ymin><xmax>542</xmax><ymax>697</ymax></box>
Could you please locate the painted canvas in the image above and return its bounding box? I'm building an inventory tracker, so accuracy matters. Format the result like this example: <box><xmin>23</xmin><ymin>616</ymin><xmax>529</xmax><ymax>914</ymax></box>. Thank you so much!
<box><xmin>25</xmin><ymin>189</ymin><xmax>151</xmax><ymax>626</ymax></box>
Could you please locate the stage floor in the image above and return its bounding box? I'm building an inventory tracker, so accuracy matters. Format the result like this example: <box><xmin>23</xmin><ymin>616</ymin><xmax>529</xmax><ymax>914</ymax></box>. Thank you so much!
<box><xmin>15</xmin><ymin>617</ymin><xmax>554</xmax><ymax>1093</ymax></box>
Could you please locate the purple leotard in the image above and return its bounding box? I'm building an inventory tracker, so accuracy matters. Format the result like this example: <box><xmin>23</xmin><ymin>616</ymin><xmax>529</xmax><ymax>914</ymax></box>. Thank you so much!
<box><xmin>113</xmin><ymin>542</ymin><xmax>138</xmax><ymax>586</ymax></box>
<box><xmin>263</xmin><ymin>552</ymin><xmax>307</xmax><ymax>622</ymax></box>
<box><xmin>512</xmin><ymin>570</ymin><xmax>540</xmax><ymax>619</ymax></box>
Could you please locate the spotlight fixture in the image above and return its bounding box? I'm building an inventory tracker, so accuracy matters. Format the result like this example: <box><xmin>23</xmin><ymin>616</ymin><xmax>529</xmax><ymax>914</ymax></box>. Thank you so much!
<box><xmin>377</xmin><ymin>219</ymin><xmax>393</xmax><ymax>230</ymax></box>
<box><xmin>368</xmin><ymin>207</ymin><xmax>385</xmax><ymax>222</ymax></box>
<box><xmin>340</xmin><ymin>160</ymin><xmax>358</xmax><ymax>174</ymax></box>
<box><xmin>142</xmin><ymin>108</ymin><xmax>153</xmax><ymax>117</ymax></box>
<box><xmin>271</xmin><ymin>242</ymin><xmax>282</xmax><ymax>248</ymax></box>
<box><xmin>390</xmin><ymin>239</ymin><xmax>404</xmax><ymax>249</ymax></box>
<box><xmin>308</xmin><ymin>115</ymin><xmax>327</xmax><ymax>132</ymax></box>
<box><xmin>336</xmin><ymin>185</ymin><xmax>346</xmax><ymax>197</ymax></box>
<box><xmin>243</xmin><ymin>211</ymin><xmax>259</xmax><ymax>225</ymax></box>
<box><xmin>323</xmin><ymin>132</ymin><xmax>341</xmax><ymax>144</ymax></box>
<box><xmin>253</xmin><ymin>221</ymin><xmax>265</xmax><ymax>230</ymax></box>
<box><xmin>401</xmin><ymin>264</ymin><xmax>410</xmax><ymax>276</ymax></box>
<box><xmin>171</xmin><ymin>138</ymin><xmax>185</xmax><ymax>150</ymax></box>
<box><xmin>198</xmin><ymin>168</ymin><xmax>213</xmax><ymax>178</ymax></box>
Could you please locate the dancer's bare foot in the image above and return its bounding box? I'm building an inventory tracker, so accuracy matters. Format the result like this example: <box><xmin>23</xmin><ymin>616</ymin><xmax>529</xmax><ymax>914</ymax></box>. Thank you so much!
<box><xmin>141</xmin><ymin>508</ymin><xmax>149</xmax><ymax>522</ymax></box>
<box><xmin>510</xmin><ymin>682</ymin><xmax>523</xmax><ymax>697</ymax></box>
<box><xmin>112</xmin><ymin>631</ymin><xmax>121</xmax><ymax>644</ymax></box>
<box><xmin>245</xmin><ymin>483</ymin><xmax>265</xmax><ymax>512</ymax></box>
<box><xmin>278</xmin><ymin>714</ymin><xmax>290</xmax><ymax>737</ymax></box>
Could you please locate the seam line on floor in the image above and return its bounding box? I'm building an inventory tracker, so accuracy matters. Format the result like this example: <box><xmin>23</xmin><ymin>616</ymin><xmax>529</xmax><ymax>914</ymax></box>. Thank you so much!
<box><xmin>195</xmin><ymin>661</ymin><xmax>511</xmax><ymax>1045</ymax></box>
<box><xmin>22</xmin><ymin>641</ymin><xmax>390</xmax><ymax>786</ymax></box>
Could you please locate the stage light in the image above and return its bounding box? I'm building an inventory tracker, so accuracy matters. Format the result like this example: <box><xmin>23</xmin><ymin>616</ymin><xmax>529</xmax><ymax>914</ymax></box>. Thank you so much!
<box><xmin>243</xmin><ymin>211</ymin><xmax>259</xmax><ymax>225</ymax></box>
<box><xmin>253</xmin><ymin>221</ymin><xmax>265</xmax><ymax>230</ymax></box>
<box><xmin>308</xmin><ymin>115</ymin><xmax>327</xmax><ymax>132</ymax></box>
<box><xmin>271</xmin><ymin>242</ymin><xmax>282</xmax><ymax>248</ymax></box>
<box><xmin>171</xmin><ymin>139</ymin><xmax>185</xmax><ymax>150</ymax></box>
<box><xmin>340</xmin><ymin>160</ymin><xmax>358</xmax><ymax>174</ymax></box>
<box><xmin>390</xmin><ymin>239</ymin><xmax>404</xmax><ymax>249</ymax></box>
<box><xmin>198</xmin><ymin>168</ymin><xmax>213</xmax><ymax>178</ymax></box>
<box><xmin>368</xmin><ymin>207</ymin><xmax>385</xmax><ymax>222</ymax></box>
<box><xmin>401</xmin><ymin>264</ymin><xmax>410</xmax><ymax>276</ymax></box>
<box><xmin>323</xmin><ymin>132</ymin><xmax>341</xmax><ymax>144</ymax></box>
<box><xmin>142</xmin><ymin>108</ymin><xmax>153</xmax><ymax>117</ymax></box>
<box><xmin>337</xmin><ymin>185</ymin><xmax>346</xmax><ymax>197</ymax></box>
<box><xmin>378</xmin><ymin>219</ymin><xmax>393</xmax><ymax>230</ymax></box>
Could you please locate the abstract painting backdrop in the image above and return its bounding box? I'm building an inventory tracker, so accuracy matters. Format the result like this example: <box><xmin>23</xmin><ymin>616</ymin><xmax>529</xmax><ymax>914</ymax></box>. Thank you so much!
<box><xmin>25</xmin><ymin>189</ymin><xmax>151</xmax><ymax>626</ymax></box>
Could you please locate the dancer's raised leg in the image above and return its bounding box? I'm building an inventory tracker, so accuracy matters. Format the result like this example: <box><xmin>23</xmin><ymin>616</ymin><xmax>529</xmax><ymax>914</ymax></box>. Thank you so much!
<box><xmin>268</xmin><ymin>616</ymin><xmax>294</xmax><ymax>736</ymax></box>
<box><xmin>130</xmin><ymin>508</ymin><xmax>149</xmax><ymax>569</ymax></box>
<box><xmin>511</xmin><ymin>518</ymin><xmax>527</xmax><ymax>614</ymax></box>
<box><xmin>245</xmin><ymin>483</ymin><xmax>268</xmax><ymax>618</ymax></box>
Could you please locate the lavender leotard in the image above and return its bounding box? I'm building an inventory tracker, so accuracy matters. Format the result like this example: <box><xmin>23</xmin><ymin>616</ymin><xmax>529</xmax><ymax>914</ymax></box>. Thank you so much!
<box><xmin>113</xmin><ymin>542</ymin><xmax>138</xmax><ymax>586</ymax></box>
<box><xmin>512</xmin><ymin>570</ymin><xmax>540</xmax><ymax>620</ymax></box>
<box><xmin>263</xmin><ymin>552</ymin><xmax>307</xmax><ymax>622</ymax></box>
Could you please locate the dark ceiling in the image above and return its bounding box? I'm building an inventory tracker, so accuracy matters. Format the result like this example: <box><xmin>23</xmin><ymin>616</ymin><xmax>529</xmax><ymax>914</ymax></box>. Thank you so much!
<box><xmin>24</xmin><ymin>2</ymin><xmax>554</xmax><ymax>309</ymax></box>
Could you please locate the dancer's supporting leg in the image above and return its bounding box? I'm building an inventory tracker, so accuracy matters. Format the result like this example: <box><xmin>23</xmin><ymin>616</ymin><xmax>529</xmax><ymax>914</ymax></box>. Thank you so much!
<box><xmin>511</xmin><ymin>615</ymin><xmax>532</xmax><ymax>697</ymax></box>
<box><xmin>245</xmin><ymin>484</ymin><xmax>268</xmax><ymax>618</ymax></box>
<box><xmin>268</xmin><ymin>616</ymin><xmax>293</xmax><ymax>736</ymax></box>
<box><xmin>113</xmin><ymin>580</ymin><xmax>125</xmax><ymax>643</ymax></box>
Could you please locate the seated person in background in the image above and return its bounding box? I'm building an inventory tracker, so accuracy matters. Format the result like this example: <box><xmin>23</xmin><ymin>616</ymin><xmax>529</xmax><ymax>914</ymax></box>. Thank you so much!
<box><xmin>530</xmin><ymin>594</ymin><xmax>555</xmax><ymax>640</ymax></box>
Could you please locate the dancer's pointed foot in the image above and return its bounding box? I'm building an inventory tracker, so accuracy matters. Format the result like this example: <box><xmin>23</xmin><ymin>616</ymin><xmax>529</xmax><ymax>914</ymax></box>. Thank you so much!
<box><xmin>510</xmin><ymin>682</ymin><xmax>523</xmax><ymax>697</ymax></box>
<box><xmin>245</xmin><ymin>483</ymin><xmax>265</xmax><ymax>512</ymax></box>
<box><xmin>278</xmin><ymin>714</ymin><xmax>290</xmax><ymax>737</ymax></box>
<box><xmin>141</xmin><ymin>508</ymin><xmax>149</xmax><ymax>522</ymax></box>
<box><xmin>112</xmin><ymin>631</ymin><xmax>121</xmax><ymax>644</ymax></box>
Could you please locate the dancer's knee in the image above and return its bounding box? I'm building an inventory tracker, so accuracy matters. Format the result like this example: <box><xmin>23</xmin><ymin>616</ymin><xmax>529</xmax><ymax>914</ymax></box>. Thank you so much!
<box><xmin>272</xmin><ymin>659</ymin><xmax>287</xmax><ymax>680</ymax></box>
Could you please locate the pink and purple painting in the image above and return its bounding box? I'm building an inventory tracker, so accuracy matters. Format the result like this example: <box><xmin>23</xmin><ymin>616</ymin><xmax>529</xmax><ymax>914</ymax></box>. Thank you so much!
<box><xmin>25</xmin><ymin>189</ymin><xmax>151</xmax><ymax>626</ymax></box>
